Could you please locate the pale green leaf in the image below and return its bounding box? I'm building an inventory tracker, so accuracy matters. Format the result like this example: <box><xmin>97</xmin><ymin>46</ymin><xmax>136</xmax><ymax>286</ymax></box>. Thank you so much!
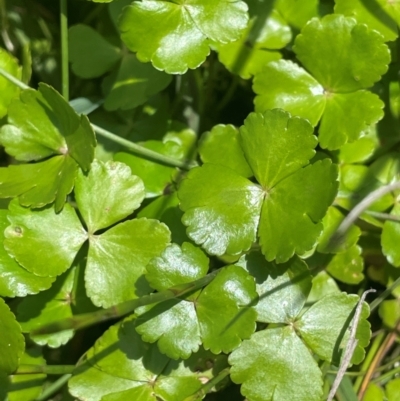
<box><xmin>75</xmin><ymin>159</ymin><xmax>145</xmax><ymax>233</ymax></box>
<box><xmin>387</xmin><ymin>378</ymin><xmax>400</xmax><ymax>401</ymax></box>
<box><xmin>240</xmin><ymin>109</ymin><xmax>317</xmax><ymax>188</ymax></box>
<box><xmin>229</xmin><ymin>327</ymin><xmax>323</xmax><ymax>401</ymax></box>
<box><xmin>253</xmin><ymin>60</ymin><xmax>325</xmax><ymax>126</ymax></box>
<box><xmin>382</xmin><ymin>203</ymin><xmax>400</xmax><ymax>267</ymax></box>
<box><xmin>0</xmin><ymin>48</ymin><xmax>21</xmax><ymax>118</ymax></box>
<box><xmin>379</xmin><ymin>299</ymin><xmax>400</xmax><ymax>329</ymax></box>
<box><xmin>199</xmin><ymin>124</ymin><xmax>252</xmax><ymax>177</ymax></box>
<box><xmin>307</xmin><ymin>271</ymin><xmax>340</xmax><ymax>304</ymax></box>
<box><xmin>103</xmin><ymin>54</ymin><xmax>172</xmax><ymax>111</ymax></box>
<box><xmin>4</xmin><ymin>200</ymin><xmax>87</xmax><ymax>277</ymax></box>
<box><xmin>259</xmin><ymin>159</ymin><xmax>338</xmax><ymax>262</ymax></box>
<box><xmin>275</xmin><ymin>0</ymin><xmax>319</xmax><ymax>29</ymax></box>
<box><xmin>363</xmin><ymin>383</ymin><xmax>385</xmax><ymax>401</ymax></box>
<box><xmin>0</xmin><ymin>209</ymin><xmax>54</xmax><ymax>297</ymax></box>
<box><xmin>69</xmin><ymin>24</ymin><xmax>121</xmax><ymax>78</ymax></box>
<box><xmin>0</xmin><ymin>298</ymin><xmax>24</xmax><ymax>375</ymax></box>
<box><xmin>238</xmin><ymin>253</ymin><xmax>311</xmax><ymax>323</ymax></box>
<box><xmin>178</xmin><ymin>164</ymin><xmax>264</xmax><ymax>256</ymax></box>
<box><xmin>86</xmin><ymin>218</ymin><xmax>171</xmax><ymax>308</ymax></box>
<box><xmin>119</xmin><ymin>0</ymin><xmax>249</xmax><ymax>73</ymax></box>
<box><xmin>293</xmin><ymin>14</ymin><xmax>390</xmax><ymax>92</ymax></box>
<box><xmin>297</xmin><ymin>292</ymin><xmax>371</xmax><ymax>365</ymax></box>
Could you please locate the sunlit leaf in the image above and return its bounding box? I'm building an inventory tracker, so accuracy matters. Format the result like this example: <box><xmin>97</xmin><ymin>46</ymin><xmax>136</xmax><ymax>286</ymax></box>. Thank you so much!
<box><xmin>0</xmin><ymin>48</ymin><xmax>21</xmax><ymax>118</ymax></box>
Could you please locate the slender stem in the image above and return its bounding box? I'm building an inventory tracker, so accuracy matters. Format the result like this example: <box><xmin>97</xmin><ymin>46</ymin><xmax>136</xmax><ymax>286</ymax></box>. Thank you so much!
<box><xmin>329</xmin><ymin>180</ymin><xmax>400</xmax><ymax>247</ymax></box>
<box><xmin>0</xmin><ymin>67</ymin><xmax>29</xmax><ymax>90</ymax></box>
<box><xmin>92</xmin><ymin>123</ymin><xmax>197</xmax><ymax>170</ymax></box>
<box><xmin>15</xmin><ymin>364</ymin><xmax>75</xmax><ymax>375</ymax></box>
<box><xmin>60</xmin><ymin>0</ymin><xmax>69</xmax><ymax>100</ymax></box>
<box><xmin>32</xmin><ymin>269</ymin><xmax>220</xmax><ymax>335</ymax></box>
<box><xmin>35</xmin><ymin>374</ymin><xmax>72</xmax><ymax>401</ymax></box>
<box><xmin>365</xmin><ymin>210</ymin><xmax>400</xmax><ymax>222</ymax></box>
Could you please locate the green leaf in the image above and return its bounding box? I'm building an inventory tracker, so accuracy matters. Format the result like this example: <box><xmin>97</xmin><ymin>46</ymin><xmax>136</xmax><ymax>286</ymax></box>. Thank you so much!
<box><xmin>307</xmin><ymin>271</ymin><xmax>340</xmax><ymax>304</ymax></box>
<box><xmin>198</xmin><ymin>124</ymin><xmax>252</xmax><ymax>177</ymax></box>
<box><xmin>297</xmin><ymin>292</ymin><xmax>371</xmax><ymax>365</ymax></box>
<box><xmin>16</xmin><ymin>264</ymin><xmax>94</xmax><ymax>347</ymax></box>
<box><xmin>0</xmin><ymin>156</ymin><xmax>79</xmax><ymax>211</ymax></box>
<box><xmin>382</xmin><ymin>203</ymin><xmax>400</xmax><ymax>267</ymax></box>
<box><xmin>119</xmin><ymin>0</ymin><xmax>249</xmax><ymax>74</ymax></box>
<box><xmin>4</xmin><ymin>200</ymin><xmax>87</xmax><ymax>277</ymax></box>
<box><xmin>238</xmin><ymin>253</ymin><xmax>311</xmax><ymax>323</ymax></box>
<box><xmin>240</xmin><ymin>110</ymin><xmax>317</xmax><ymax>188</ymax></box>
<box><xmin>75</xmin><ymin>159</ymin><xmax>145</xmax><ymax>233</ymax></box>
<box><xmin>69</xmin><ymin>24</ymin><xmax>121</xmax><ymax>78</ymax></box>
<box><xmin>334</xmin><ymin>0</ymin><xmax>399</xmax><ymax>42</ymax></box>
<box><xmin>86</xmin><ymin>218</ymin><xmax>171</xmax><ymax>308</ymax></box>
<box><xmin>114</xmin><ymin>141</ymin><xmax>181</xmax><ymax>198</ymax></box>
<box><xmin>178</xmin><ymin>163</ymin><xmax>264</xmax><ymax>256</ymax></box>
<box><xmin>0</xmin><ymin>48</ymin><xmax>21</xmax><ymax>118</ymax></box>
<box><xmin>370</xmin><ymin>152</ymin><xmax>400</xmax><ymax>184</ymax></box>
<box><xmin>259</xmin><ymin>159</ymin><xmax>338</xmax><ymax>262</ymax></box>
<box><xmin>229</xmin><ymin>327</ymin><xmax>323</xmax><ymax>401</ymax></box>
<box><xmin>0</xmin><ymin>209</ymin><xmax>54</xmax><ymax>297</ymax></box>
<box><xmin>8</xmin><ymin>347</ymin><xmax>46</xmax><ymax>401</ymax></box>
<box><xmin>379</xmin><ymin>299</ymin><xmax>400</xmax><ymax>329</ymax></box>
<box><xmin>136</xmin><ymin>265</ymin><xmax>257</xmax><ymax>358</ymax></box>
<box><xmin>318</xmin><ymin>90</ymin><xmax>384</xmax><ymax>150</ymax></box>
<box><xmin>275</xmin><ymin>0</ymin><xmax>320</xmax><ymax>29</ymax></box>
<box><xmin>145</xmin><ymin>242</ymin><xmax>209</xmax><ymax>292</ymax></box>
<box><xmin>363</xmin><ymin>383</ymin><xmax>385</xmax><ymax>401</ymax></box>
<box><xmin>293</xmin><ymin>14</ymin><xmax>390</xmax><ymax>92</ymax></box>
<box><xmin>103</xmin><ymin>54</ymin><xmax>172</xmax><ymax>111</ymax></box>
<box><xmin>253</xmin><ymin>60</ymin><xmax>325</xmax><ymax>127</ymax></box>
<box><xmin>69</xmin><ymin>316</ymin><xmax>205</xmax><ymax>401</ymax></box>
<box><xmin>0</xmin><ymin>298</ymin><xmax>24</xmax><ymax>375</ymax></box>
<box><xmin>387</xmin><ymin>378</ymin><xmax>400</xmax><ymax>401</ymax></box>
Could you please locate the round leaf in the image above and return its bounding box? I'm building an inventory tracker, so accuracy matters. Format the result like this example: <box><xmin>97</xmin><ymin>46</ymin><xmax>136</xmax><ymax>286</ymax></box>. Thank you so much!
<box><xmin>86</xmin><ymin>218</ymin><xmax>171</xmax><ymax>308</ymax></box>
<box><xmin>119</xmin><ymin>0</ymin><xmax>248</xmax><ymax>73</ymax></box>
<box><xmin>293</xmin><ymin>14</ymin><xmax>390</xmax><ymax>92</ymax></box>
<box><xmin>229</xmin><ymin>327</ymin><xmax>323</xmax><ymax>401</ymax></box>
<box><xmin>253</xmin><ymin>60</ymin><xmax>325</xmax><ymax>126</ymax></box>
<box><xmin>4</xmin><ymin>200</ymin><xmax>87</xmax><ymax>277</ymax></box>
<box><xmin>0</xmin><ymin>209</ymin><xmax>54</xmax><ymax>297</ymax></box>
<box><xmin>199</xmin><ymin>124</ymin><xmax>252</xmax><ymax>177</ymax></box>
<box><xmin>240</xmin><ymin>109</ymin><xmax>317</xmax><ymax>188</ymax></box>
<box><xmin>259</xmin><ymin>159</ymin><xmax>338</xmax><ymax>262</ymax></box>
<box><xmin>0</xmin><ymin>48</ymin><xmax>21</xmax><ymax>119</ymax></box>
<box><xmin>0</xmin><ymin>298</ymin><xmax>24</xmax><ymax>375</ymax></box>
<box><xmin>178</xmin><ymin>164</ymin><xmax>264</xmax><ymax>256</ymax></box>
<box><xmin>75</xmin><ymin>159</ymin><xmax>145</xmax><ymax>233</ymax></box>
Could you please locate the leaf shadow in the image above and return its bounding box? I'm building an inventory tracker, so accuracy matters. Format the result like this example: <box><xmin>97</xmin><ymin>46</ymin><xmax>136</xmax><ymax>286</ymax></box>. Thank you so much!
<box><xmin>359</xmin><ymin>0</ymin><xmax>397</xmax><ymax>32</ymax></box>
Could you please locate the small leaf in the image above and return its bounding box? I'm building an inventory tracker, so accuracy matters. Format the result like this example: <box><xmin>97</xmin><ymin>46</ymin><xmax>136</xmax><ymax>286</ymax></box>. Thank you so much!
<box><xmin>229</xmin><ymin>327</ymin><xmax>323</xmax><ymax>401</ymax></box>
<box><xmin>307</xmin><ymin>271</ymin><xmax>340</xmax><ymax>304</ymax></box>
<box><xmin>69</xmin><ymin>24</ymin><xmax>121</xmax><ymax>78</ymax></box>
<box><xmin>387</xmin><ymin>378</ymin><xmax>400</xmax><ymax>401</ymax></box>
<box><xmin>86</xmin><ymin>218</ymin><xmax>171</xmax><ymax>308</ymax></box>
<box><xmin>382</xmin><ymin>203</ymin><xmax>400</xmax><ymax>267</ymax></box>
<box><xmin>0</xmin><ymin>48</ymin><xmax>21</xmax><ymax>118</ymax></box>
<box><xmin>4</xmin><ymin>200</ymin><xmax>87</xmax><ymax>277</ymax></box>
<box><xmin>103</xmin><ymin>54</ymin><xmax>172</xmax><ymax>111</ymax></box>
<box><xmin>253</xmin><ymin>60</ymin><xmax>325</xmax><ymax>126</ymax></box>
<box><xmin>275</xmin><ymin>0</ymin><xmax>320</xmax><ymax>29</ymax></box>
<box><xmin>297</xmin><ymin>292</ymin><xmax>371</xmax><ymax>365</ymax></box>
<box><xmin>379</xmin><ymin>299</ymin><xmax>400</xmax><ymax>329</ymax></box>
<box><xmin>0</xmin><ymin>209</ymin><xmax>54</xmax><ymax>297</ymax></box>
<box><xmin>293</xmin><ymin>14</ymin><xmax>390</xmax><ymax>92</ymax></box>
<box><xmin>119</xmin><ymin>0</ymin><xmax>249</xmax><ymax>73</ymax></box>
<box><xmin>199</xmin><ymin>124</ymin><xmax>252</xmax><ymax>177</ymax></box>
<box><xmin>178</xmin><ymin>164</ymin><xmax>264</xmax><ymax>256</ymax></box>
<box><xmin>238</xmin><ymin>253</ymin><xmax>312</xmax><ymax>323</ymax></box>
<box><xmin>75</xmin><ymin>159</ymin><xmax>145</xmax><ymax>233</ymax></box>
<box><xmin>0</xmin><ymin>298</ymin><xmax>25</xmax><ymax>375</ymax></box>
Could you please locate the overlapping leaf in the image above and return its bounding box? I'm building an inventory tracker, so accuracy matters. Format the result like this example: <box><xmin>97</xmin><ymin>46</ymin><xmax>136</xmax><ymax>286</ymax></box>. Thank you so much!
<box><xmin>136</xmin><ymin>246</ymin><xmax>257</xmax><ymax>359</ymax></box>
<box><xmin>254</xmin><ymin>14</ymin><xmax>390</xmax><ymax>149</ymax></box>
<box><xmin>119</xmin><ymin>0</ymin><xmax>249</xmax><ymax>74</ymax></box>
<box><xmin>4</xmin><ymin>160</ymin><xmax>170</xmax><ymax>308</ymax></box>
<box><xmin>0</xmin><ymin>48</ymin><xmax>21</xmax><ymax>118</ymax></box>
<box><xmin>179</xmin><ymin>109</ymin><xmax>338</xmax><ymax>262</ymax></box>
<box><xmin>68</xmin><ymin>315</ymin><xmax>227</xmax><ymax>401</ymax></box>
<box><xmin>0</xmin><ymin>84</ymin><xmax>96</xmax><ymax>211</ymax></box>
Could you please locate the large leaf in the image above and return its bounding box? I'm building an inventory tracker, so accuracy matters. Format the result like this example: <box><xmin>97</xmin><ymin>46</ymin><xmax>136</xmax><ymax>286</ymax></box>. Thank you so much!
<box><xmin>0</xmin><ymin>298</ymin><xmax>25</xmax><ymax>375</ymax></box>
<box><xmin>0</xmin><ymin>48</ymin><xmax>21</xmax><ymax>118</ymax></box>
<box><xmin>86</xmin><ymin>218</ymin><xmax>171</xmax><ymax>308</ymax></box>
<box><xmin>229</xmin><ymin>327</ymin><xmax>323</xmax><ymax>401</ymax></box>
<box><xmin>75</xmin><ymin>159</ymin><xmax>145</xmax><ymax>233</ymax></box>
<box><xmin>69</xmin><ymin>316</ymin><xmax>216</xmax><ymax>401</ymax></box>
<box><xmin>0</xmin><ymin>209</ymin><xmax>54</xmax><ymax>297</ymax></box>
<box><xmin>136</xmin><ymin>265</ymin><xmax>257</xmax><ymax>359</ymax></box>
<box><xmin>119</xmin><ymin>0</ymin><xmax>249</xmax><ymax>73</ymax></box>
<box><xmin>4</xmin><ymin>200</ymin><xmax>87</xmax><ymax>277</ymax></box>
